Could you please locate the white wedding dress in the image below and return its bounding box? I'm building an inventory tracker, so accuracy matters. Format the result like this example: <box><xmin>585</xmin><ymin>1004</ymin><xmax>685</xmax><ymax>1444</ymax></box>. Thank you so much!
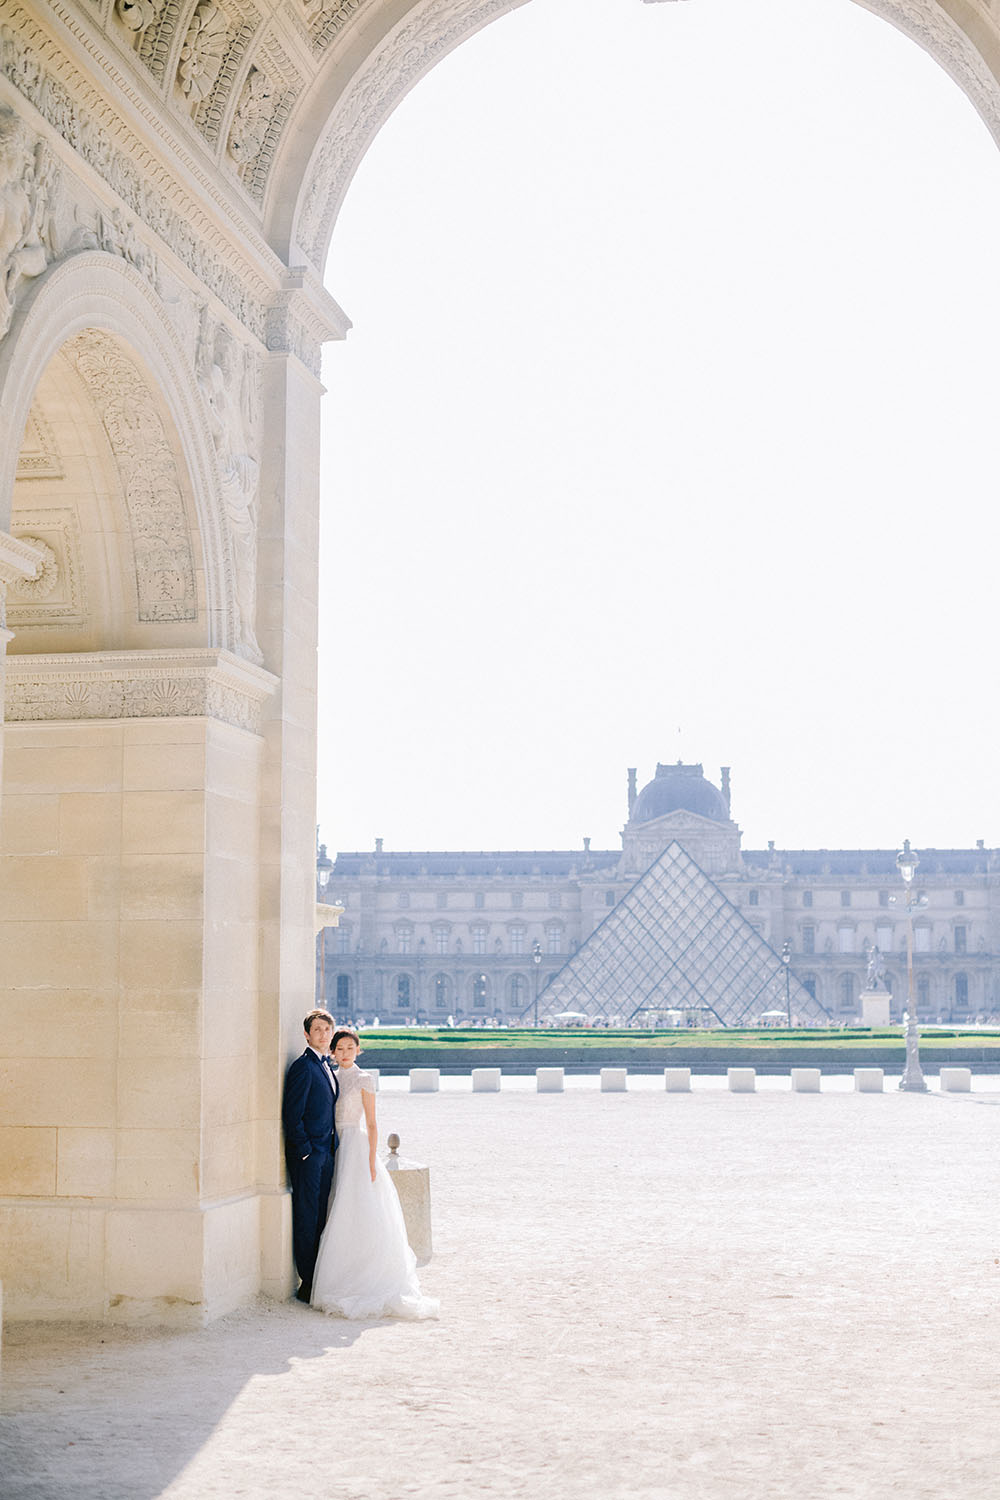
<box><xmin>311</xmin><ymin>1064</ymin><xmax>439</xmax><ymax>1320</ymax></box>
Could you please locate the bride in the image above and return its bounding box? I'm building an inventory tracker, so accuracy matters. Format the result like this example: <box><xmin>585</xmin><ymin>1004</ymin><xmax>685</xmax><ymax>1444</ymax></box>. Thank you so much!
<box><xmin>311</xmin><ymin>1028</ymin><xmax>439</xmax><ymax>1320</ymax></box>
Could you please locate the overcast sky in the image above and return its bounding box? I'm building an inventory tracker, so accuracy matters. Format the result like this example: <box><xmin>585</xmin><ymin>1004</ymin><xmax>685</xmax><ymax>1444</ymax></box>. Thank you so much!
<box><xmin>316</xmin><ymin>0</ymin><xmax>1000</xmax><ymax>861</ymax></box>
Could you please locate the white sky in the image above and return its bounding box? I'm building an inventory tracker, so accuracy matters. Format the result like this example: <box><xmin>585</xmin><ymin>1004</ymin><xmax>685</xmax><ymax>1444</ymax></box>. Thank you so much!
<box><xmin>316</xmin><ymin>0</ymin><xmax>1000</xmax><ymax>859</ymax></box>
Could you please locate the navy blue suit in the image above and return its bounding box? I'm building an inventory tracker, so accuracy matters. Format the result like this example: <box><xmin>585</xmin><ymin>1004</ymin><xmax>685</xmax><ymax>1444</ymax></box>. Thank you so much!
<box><xmin>282</xmin><ymin>1048</ymin><xmax>339</xmax><ymax>1297</ymax></box>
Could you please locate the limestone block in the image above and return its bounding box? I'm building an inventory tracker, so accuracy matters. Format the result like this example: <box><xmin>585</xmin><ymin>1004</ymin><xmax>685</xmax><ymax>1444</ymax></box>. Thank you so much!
<box><xmin>119</xmin><ymin>854</ymin><xmax>205</xmax><ymax>921</ymax></box>
<box><xmin>4</xmin><ymin>740</ymin><xmax>122</xmax><ymax>795</ymax></box>
<box><xmin>0</xmin><ymin>854</ymin><xmax>88</xmax><ymax>919</ymax></box>
<box><xmin>600</xmin><ymin>1068</ymin><xmax>628</xmax><ymax>1091</ymax></box>
<box><xmin>791</xmin><ymin>1068</ymin><xmax>821</xmax><ymax>1093</ymax></box>
<box><xmin>385</xmin><ymin>1136</ymin><xmax>432</xmax><ymax>1262</ymax></box>
<box><xmin>117</xmin><ymin>1059</ymin><xmax>201</xmax><ymax>1131</ymax></box>
<box><xmin>0</xmin><ymin>794</ymin><xmax>60</xmax><ymax>853</ymax></box>
<box><xmin>205</xmin><ymin>791</ymin><xmax>261</xmax><ymax>860</ymax></box>
<box><xmin>58</xmin><ymin>792</ymin><xmax>122</xmax><ymax>855</ymax></box>
<box><xmin>106</xmin><ymin>1206</ymin><xmax>204</xmax><ymax>1310</ymax></box>
<box><xmin>2</xmin><ymin>919</ymin><xmax>118</xmax><ymax>989</ymax></box>
<box><xmin>121</xmin><ymin>790</ymin><xmax>205</xmax><ymax>854</ymax></box>
<box><xmin>854</xmin><ymin>1068</ymin><xmax>885</xmax><ymax>1093</ymax></box>
<box><xmin>0</xmin><ymin>1204</ymin><xmax>106</xmax><ymax>1319</ymax></box>
<box><xmin>202</xmin><ymin>1058</ymin><xmax>255</xmax><ymax>1127</ymax></box>
<box><xmin>0</xmin><ymin>990</ymin><xmax>115</xmax><ymax>1058</ymax></box>
<box><xmin>536</xmin><ymin>1067</ymin><xmax>564</xmax><ymax>1093</ymax></box>
<box><xmin>57</xmin><ymin>1128</ymin><xmax>115</xmax><ymax>1197</ymax></box>
<box><xmin>201</xmin><ymin>920</ymin><xmax>257</xmax><ymax>993</ymax></box>
<box><xmin>202</xmin><ymin>1195</ymin><xmax>261</xmax><ymax>1318</ymax></box>
<box><xmin>202</xmin><ymin>1123</ymin><xmax>255</xmax><ymax>1201</ymax></box>
<box><xmin>119</xmin><ymin>920</ymin><xmax>204</xmax><ymax>990</ymax></box>
<box><xmin>409</xmin><ymin>1069</ymin><xmax>440</xmax><ymax>1093</ymax></box>
<box><xmin>728</xmin><ymin>1068</ymin><xmax>756</xmax><ymax>1093</ymax></box>
<box><xmin>203</xmin><ymin>720</ymin><xmax>263</xmax><ymax>802</ymax></box>
<box><xmin>664</xmin><ymin>1067</ymin><xmax>692</xmax><ymax>1092</ymax></box>
<box><xmin>259</xmin><ymin>1187</ymin><xmax>293</xmax><ymax>1299</ymax></box>
<box><xmin>115</xmin><ymin>1128</ymin><xmax>200</xmax><ymax>1200</ymax></box>
<box><xmin>0</xmin><ymin>1126</ymin><xmax>57</xmax><ymax>1194</ymax></box>
<box><xmin>122</xmin><ymin>740</ymin><xmax>206</xmax><ymax>793</ymax></box>
<box><xmin>472</xmin><ymin>1068</ymin><xmax>501</xmax><ymax>1092</ymax></box>
<box><xmin>939</xmin><ymin>1068</ymin><xmax>972</xmax><ymax>1093</ymax></box>
<box><xmin>0</xmin><ymin>1059</ymin><xmax>114</xmax><ymax>1128</ymax></box>
<box><xmin>118</xmin><ymin>1001</ymin><xmax>200</xmax><ymax>1060</ymax></box>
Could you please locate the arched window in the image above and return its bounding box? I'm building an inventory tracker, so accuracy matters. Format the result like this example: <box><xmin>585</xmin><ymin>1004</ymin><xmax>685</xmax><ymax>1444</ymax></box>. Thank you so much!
<box><xmin>801</xmin><ymin>976</ymin><xmax>817</xmax><ymax>1001</ymax></box>
<box><xmin>433</xmin><ymin>974</ymin><xmax>451</xmax><ymax>1009</ymax></box>
<box><xmin>335</xmin><ymin>974</ymin><xmax>350</xmax><ymax>1008</ymax></box>
<box><xmin>508</xmin><ymin>974</ymin><xmax>527</xmax><ymax>1010</ymax></box>
<box><xmin>396</xmin><ymin>975</ymin><xmax>411</xmax><ymax>1009</ymax></box>
<box><xmin>471</xmin><ymin>974</ymin><xmax>489</xmax><ymax>1008</ymax></box>
<box><xmin>839</xmin><ymin>973</ymin><xmax>855</xmax><ymax>1012</ymax></box>
<box><xmin>917</xmin><ymin>974</ymin><xmax>931</xmax><ymax>1009</ymax></box>
<box><xmin>955</xmin><ymin>972</ymin><xmax>969</xmax><ymax>1009</ymax></box>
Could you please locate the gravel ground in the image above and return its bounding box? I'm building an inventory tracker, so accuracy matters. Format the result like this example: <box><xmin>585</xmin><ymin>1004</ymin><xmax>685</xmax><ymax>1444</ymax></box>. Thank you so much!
<box><xmin>2</xmin><ymin>1076</ymin><xmax>999</xmax><ymax>1500</ymax></box>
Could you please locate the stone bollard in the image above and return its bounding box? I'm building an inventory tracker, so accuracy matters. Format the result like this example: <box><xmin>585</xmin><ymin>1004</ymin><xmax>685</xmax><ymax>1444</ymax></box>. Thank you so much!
<box><xmin>472</xmin><ymin>1067</ymin><xmax>501</xmax><ymax>1092</ymax></box>
<box><xmin>791</xmin><ymin>1068</ymin><xmax>821</xmax><ymax>1093</ymax></box>
<box><xmin>939</xmin><ymin>1067</ymin><xmax>972</xmax><ymax>1093</ymax></box>
<box><xmin>727</xmin><ymin>1068</ymin><xmax>756</xmax><ymax>1093</ymax></box>
<box><xmin>409</xmin><ymin>1068</ymin><xmax>439</xmax><ymax>1093</ymax></box>
<box><xmin>854</xmin><ymin>1068</ymin><xmax>884</xmax><ymax>1093</ymax></box>
<box><xmin>600</xmin><ymin>1068</ymin><xmax>627</xmax><ymax>1092</ymax></box>
<box><xmin>664</xmin><ymin>1067</ymin><xmax>692</xmax><ymax>1092</ymax></box>
<box><xmin>536</xmin><ymin>1067</ymin><xmax>564</xmax><ymax>1093</ymax></box>
<box><xmin>385</xmin><ymin>1133</ymin><xmax>432</xmax><ymax>1263</ymax></box>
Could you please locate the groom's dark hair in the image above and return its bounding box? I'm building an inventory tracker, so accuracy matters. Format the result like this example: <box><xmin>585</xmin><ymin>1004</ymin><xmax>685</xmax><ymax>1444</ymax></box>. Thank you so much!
<box><xmin>303</xmin><ymin>1008</ymin><xmax>334</xmax><ymax>1033</ymax></box>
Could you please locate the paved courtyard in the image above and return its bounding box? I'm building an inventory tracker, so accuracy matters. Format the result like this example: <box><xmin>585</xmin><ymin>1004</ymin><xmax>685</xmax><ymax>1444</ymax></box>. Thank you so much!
<box><xmin>3</xmin><ymin>1075</ymin><xmax>999</xmax><ymax>1499</ymax></box>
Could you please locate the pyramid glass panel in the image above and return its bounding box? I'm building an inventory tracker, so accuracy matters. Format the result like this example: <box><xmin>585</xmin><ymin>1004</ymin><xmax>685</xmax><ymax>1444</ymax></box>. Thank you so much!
<box><xmin>538</xmin><ymin>841</ymin><xmax>829</xmax><ymax>1025</ymax></box>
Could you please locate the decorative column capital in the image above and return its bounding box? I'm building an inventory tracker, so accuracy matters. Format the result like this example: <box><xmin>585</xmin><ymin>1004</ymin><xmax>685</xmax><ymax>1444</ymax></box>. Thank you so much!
<box><xmin>0</xmin><ymin>531</ymin><xmax>46</xmax><ymax>633</ymax></box>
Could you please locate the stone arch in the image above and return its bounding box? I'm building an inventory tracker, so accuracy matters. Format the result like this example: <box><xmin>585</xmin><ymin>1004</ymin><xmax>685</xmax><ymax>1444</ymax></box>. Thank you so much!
<box><xmin>0</xmin><ymin>252</ymin><xmax>234</xmax><ymax>655</ymax></box>
<box><xmin>279</xmin><ymin>0</ymin><xmax>1000</xmax><ymax>275</ymax></box>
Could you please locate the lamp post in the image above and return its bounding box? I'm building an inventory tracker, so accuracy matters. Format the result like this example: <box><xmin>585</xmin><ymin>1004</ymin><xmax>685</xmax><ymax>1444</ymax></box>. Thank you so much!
<box><xmin>781</xmin><ymin>940</ymin><xmax>792</xmax><ymax>1028</ymax></box>
<box><xmin>532</xmin><ymin>940</ymin><xmax>542</xmax><ymax>1028</ymax></box>
<box><xmin>896</xmin><ymin>838</ymin><xmax>928</xmax><ymax>1092</ymax></box>
<box><xmin>316</xmin><ymin>840</ymin><xmax>333</xmax><ymax>1008</ymax></box>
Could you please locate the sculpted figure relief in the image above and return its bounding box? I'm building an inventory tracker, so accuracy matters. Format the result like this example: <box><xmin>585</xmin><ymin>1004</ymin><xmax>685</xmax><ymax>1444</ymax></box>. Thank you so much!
<box><xmin>0</xmin><ymin>108</ymin><xmax>52</xmax><ymax>338</ymax></box>
<box><xmin>197</xmin><ymin>310</ymin><xmax>263</xmax><ymax>662</ymax></box>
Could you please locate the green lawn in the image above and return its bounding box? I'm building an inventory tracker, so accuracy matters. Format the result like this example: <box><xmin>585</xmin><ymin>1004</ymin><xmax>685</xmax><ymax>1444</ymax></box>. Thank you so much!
<box><xmin>358</xmin><ymin>1025</ymin><xmax>1000</xmax><ymax>1052</ymax></box>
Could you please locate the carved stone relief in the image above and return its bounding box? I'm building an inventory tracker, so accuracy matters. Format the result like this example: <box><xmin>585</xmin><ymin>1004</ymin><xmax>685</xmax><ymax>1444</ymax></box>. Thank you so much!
<box><xmin>4</xmin><ymin>646</ymin><xmax>278</xmax><ymax>729</ymax></box>
<box><xmin>195</xmin><ymin>309</ymin><xmax>262</xmax><ymax>660</ymax></box>
<box><xmin>0</xmin><ymin>107</ymin><xmax>56</xmax><ymax>337</ymax></box>
<box><xmin>17</xmin><ymin>407</ymin><xmax>63</xmax><ymax>480</ymax></box>
<box><xmin>8</xmin><ymin>509</ymin><xmax>86</xmax><ymax>632</ymax></box>
<box><xmin>67</xmin><ymin>329</ymin><xmax>199</xmax><ymax>625</ymax></box>
<box><xmin>227</xmin><ymin>33</ymin><xmax>301</xmax><ymax>204</ymax></box>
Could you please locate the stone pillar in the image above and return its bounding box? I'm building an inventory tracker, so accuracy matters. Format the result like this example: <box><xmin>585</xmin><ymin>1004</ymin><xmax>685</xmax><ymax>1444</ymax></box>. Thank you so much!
<box><xmin>0</xmin><ymin>531</ymin><xmax>45</xmax><ymax>791</ymax></box>
<box><xmin>0</xmin><ymin>649</ymin><xmax>277</xmax><ymax>1323</ymax></box>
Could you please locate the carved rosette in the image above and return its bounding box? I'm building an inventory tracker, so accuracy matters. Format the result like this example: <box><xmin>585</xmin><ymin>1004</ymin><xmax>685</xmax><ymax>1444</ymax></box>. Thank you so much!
<box><xmin>67</xmin><ymin>329</ymin><xmax>199</xmax><ymax>625</ymax></box>
<box><xmin>4</xmin><ymin>647</ymin><xmax>278</xmax><ymax>730</ymax></box>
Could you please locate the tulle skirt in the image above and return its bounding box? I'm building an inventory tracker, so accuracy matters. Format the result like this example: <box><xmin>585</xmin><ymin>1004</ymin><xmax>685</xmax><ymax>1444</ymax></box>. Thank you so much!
<box><xmin>311</xmin><ymin>1125</ymin><xmax>439</xmax><ymax>1320</ymax></box>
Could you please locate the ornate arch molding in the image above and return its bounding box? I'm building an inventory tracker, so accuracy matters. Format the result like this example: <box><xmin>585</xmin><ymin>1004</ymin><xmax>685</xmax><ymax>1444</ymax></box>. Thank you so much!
<box><xmin>0</xmin><ymin>251</ymin><xmax>236</xmax><ymax>653</ymax></box>
<box><xmin>288</xmin><ymin>0</ymin><xmax>1000</xmax><ymax>274</ymax></box>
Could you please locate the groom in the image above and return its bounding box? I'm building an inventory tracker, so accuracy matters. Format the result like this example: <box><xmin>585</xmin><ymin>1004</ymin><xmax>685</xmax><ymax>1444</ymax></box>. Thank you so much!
<box><xmin>282</xmin><ymin>1008</ymin><xmax>339</xmax><ymax>1303</ymax></box>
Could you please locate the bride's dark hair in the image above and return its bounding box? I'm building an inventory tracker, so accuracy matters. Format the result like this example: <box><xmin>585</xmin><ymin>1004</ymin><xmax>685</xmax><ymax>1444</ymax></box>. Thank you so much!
<box><xmin>332</xmin><ymin>1027</ymin><xmax>361</xmax><ymax>1051</ymax></box>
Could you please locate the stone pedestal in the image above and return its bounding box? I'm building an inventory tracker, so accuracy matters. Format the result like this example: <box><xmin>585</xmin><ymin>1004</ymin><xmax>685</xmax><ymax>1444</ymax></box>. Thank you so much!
<box><xmin>861</xmin><ymin>990</ymin><xmax>891</xmax><ymax>1027</ymax></box>
<box><xmin>664</xmin><ymin>1067</ymin><xmax>692</xmax><ymax>1092</ymax></box>
<box><xmin>728</xmin><ymin>1068</ymin><xmax>756</xmax><ymax>1093</ymax></box>
<box><xmin>384</xmin><ymin>1134</ymin><xmax>432</xmax><ymax>1264</ymax></box>
<box><xmin>600</xmin><ymin>1068</ymin><xmax>627</xmax><ymax>1091</ymax></box>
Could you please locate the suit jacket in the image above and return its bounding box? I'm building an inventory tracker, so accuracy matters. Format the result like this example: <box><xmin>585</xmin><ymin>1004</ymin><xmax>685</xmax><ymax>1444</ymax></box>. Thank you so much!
<box><xmin>282</xmin><ymin>1049</ymin><xmax>339</xmax><ymax>1165</ymax></box>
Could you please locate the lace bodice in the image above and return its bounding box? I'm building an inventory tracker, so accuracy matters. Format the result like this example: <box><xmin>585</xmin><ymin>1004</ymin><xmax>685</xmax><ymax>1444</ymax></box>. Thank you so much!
<box><xmin>334</xmin><ymin>1065</ymin><xmax>375</xmax><ymax>1129</ymax></box>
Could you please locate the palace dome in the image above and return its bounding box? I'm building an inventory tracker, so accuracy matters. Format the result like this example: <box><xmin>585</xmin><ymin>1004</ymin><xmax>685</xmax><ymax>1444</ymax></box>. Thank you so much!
<box><xmin>630</xmin><ymin>762</ymin><xmax>729</xmax><ymax>824</ymax></box>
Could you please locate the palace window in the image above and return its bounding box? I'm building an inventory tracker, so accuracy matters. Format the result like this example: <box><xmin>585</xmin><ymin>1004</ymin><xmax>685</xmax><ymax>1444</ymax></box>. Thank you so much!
<box><xmin>914</xmin><ymin>926</ymin><xmax>931</xmax><ymax>953</ymax></box>
<box><xmin>802</xmin><ymin>890</ymin><xmax>813</xmax><ymax>908</ymax></box>
<box><xmin>840</xmin><ymin>891</ymin><xmax>851</xmax><ymax>908</ymax></box>
<box><xmin>397</xmin><ymin>976</ymin><xmax>411</xmax><ymax>1008</ymax></box>
<box><xmin>838</xmin><ymin>927</ymin><xmax>855</xmax><ymax>954</ymax></box>
<box><xmin>509</xmin><ymin>974</ymin><xmax>527</xmax><ymax>1009</ymax></box>
<box><xmin>472</xmin><ymin>975</ymin><xmax>488</xmax><ymax>1008</ymax></box>
<box><xmin>436</xmin><ymin>892</ymin><xmax>448</xmax><ymax>910</ymax></box>
<box><xmin>433</xmin><ymin>974</ymin><xmax>450</xmax><ymax>1009</ymax></box>
<box><xmin>397</xmin><ymin>892</ymin><xmax>409</xmax><ymax>908</ymax></box>
<box><xmin>509</xmin><ymin>926</ymin><xmax>525</xmax><ymax>955</ymax></box>
<box><xmin>878</xmin><ymin>890</ymin><xmax>890</xmax><ymax>908</ymax></box>
<box><xmin>511</xmin><ymin>892</ymin><xmax>524</xmax><ymax>909</ymax></box>
<box><xmin>875</xmin><ymin>925</ymin><xmax>893</xmax><ymax>953</ymax></box>
<box><xmin>606</xmin><ymin>890</ymin><xmax>616</xmax><ymax>907</ymax></box>
<box><xmin>954</xmin><ymin>889</ymin><xmax>965</xmax><ymax>906</ymax></box>
<box><xmin>336</xmin><ymin>928</ymin><xmax>351</xmax><ymax>955</ymax></box>
<box><xmin>917</xmin><ymin>975</ymin><xmax>931</xmax><ymax>1009</ymax></box>
<box><xmin>955</xmin><ymin>973</ymin><xmax>969</xmax><ymax>1009</ymax></box>
<box><xmin>549</xmin><ymin>892</ymin><xmax>562</xmax><ymax>909</ymax></box>
<box><xmin>954</xmin><ymin>926</ymin><xmax>967</xmax><ymax>955</ymax></box>
<box><xmin>433</xmin><ymin>927</ymin><xmax>448</xmax><ymax>955</ymax></box>
<box><xmin>839</xmin><ymin>973</ymin><xmax>855</xmax><ymax>1011</ymax></box>
<box><xmin>474</xmin><ymin>892</ymin><xmax>485</xmax><ymax>910</ymax></box>
<box><xmin>546</xmin><ymin>924</ymin><xmax>562</xmax><ymax>955</ymax></box>
<box><xmin>336</xmin><ymin>974</ymin><xmax>350</xmax><ymax>1007</ymax></box>
<box><xmin>801</xmin><ymin>925</ymin><xmax>815</xmax><ymax>955</ymax></box>
<box><xmin>396</xmin><ymin>927</ymin><xmax>412</xmax><ymax>955</ymax></box>
<box><xmin>802</xmin><ymin>976</ymin><xmax>817</xmax><ymax>1000</ymax></box>
<box><xmin>748</xmin><ymin>889</ymin><xmax>759</xmax><ymax>907</ymax></box>
<box><xmin>472</xmin><ymin>925</ymin><xmax>487</xmax><ymax>955</ymax></box>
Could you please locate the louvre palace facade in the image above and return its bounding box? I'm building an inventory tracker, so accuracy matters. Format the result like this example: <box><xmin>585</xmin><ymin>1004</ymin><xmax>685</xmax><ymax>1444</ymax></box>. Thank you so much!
<box><xmin>316</xmin><ymin>762</ymin><xmax>1000</xmax><ymax>1026</ymax></box>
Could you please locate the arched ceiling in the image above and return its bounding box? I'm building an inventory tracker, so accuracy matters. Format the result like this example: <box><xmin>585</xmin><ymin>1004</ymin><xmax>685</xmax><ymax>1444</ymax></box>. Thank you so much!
<box><xmin>8</xmin><ymin>0</ymin><xmax>1000</xmax><ymax>286</ymax></box>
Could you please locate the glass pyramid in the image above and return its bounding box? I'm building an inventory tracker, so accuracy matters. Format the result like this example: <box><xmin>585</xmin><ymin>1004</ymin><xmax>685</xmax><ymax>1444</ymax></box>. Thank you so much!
<box><xmin>538</xmin><ymin>840</ymin><xmax>829</xmax><ymax>1026</ymax></box>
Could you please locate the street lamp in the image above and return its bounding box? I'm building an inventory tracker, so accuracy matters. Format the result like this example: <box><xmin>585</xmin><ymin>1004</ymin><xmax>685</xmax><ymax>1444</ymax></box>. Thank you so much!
<box><xmin>896</xmin><ymin>838</ymin><xmax>928</xmax><ymax>1092</ymax></box>
<box><xmin>781</xmin><ymin>940</ymin><xmax>792</xmax><ymax>1028</ymax></box>
<box><xmin>532</xmin><ymin>940</ymin><xmax>542</xmax><ymax>1028</ymax></box>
